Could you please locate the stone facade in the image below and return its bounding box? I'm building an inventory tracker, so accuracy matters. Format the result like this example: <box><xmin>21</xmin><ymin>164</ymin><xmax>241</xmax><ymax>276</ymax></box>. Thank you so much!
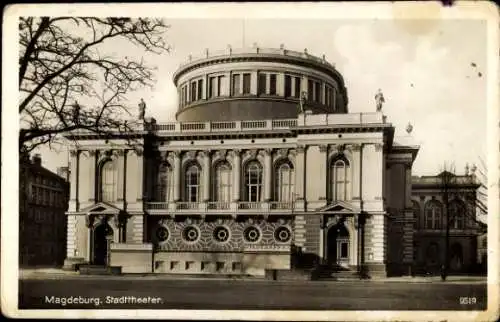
<box><xmin>20</xmin><ymin>154</ymin><xmax>69</xmax><ymax>267</ymax></box>
<box><xmin>411</xmin><ymin>172</ymin><xmax>484</xmax><ymax>275</ymax></box>
<box><xmin>63</xmin><ymin>48</ymin><xmax>419</xmax><ymax>277</ymax></box>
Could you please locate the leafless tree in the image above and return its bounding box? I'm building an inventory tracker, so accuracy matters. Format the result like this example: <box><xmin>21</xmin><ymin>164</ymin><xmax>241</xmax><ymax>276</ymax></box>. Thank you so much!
<box><xmin>19</xmin><ymin>17</ymin><xmax>171</xmax><ymax>154</ymax></box>
<box><xmin>438</xmin><ymin>161</ymin><xmax>485</xmax><ymax>280</ymax></box>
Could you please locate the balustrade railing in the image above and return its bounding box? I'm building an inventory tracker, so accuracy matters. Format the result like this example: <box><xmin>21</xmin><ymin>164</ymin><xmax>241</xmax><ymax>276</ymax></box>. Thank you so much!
<box><xmin>269</xmin><ymin>201</ymin><xmax>294</xmax><ymax>210</ymax></box>
<box><xmin>176</xmin><ymin>202</ymin><xmax>201</xmax><ymax>210</ymax></box>
<box><xmin>145</xmin><ymin>201</ymin><xmax>297</xmax><ymax>213</ymax></box>
<box><xmin>207</xmin><ymin>201</ymin><xmax>231</xmax><ymax>210</ymax></box>
<box><xmin>238</xmin><ymin>202</ymin><xmax>265</xmax><ymax>210</ymax></box>
<box><xmin>144</xmin><ymin>202</ymin><xmax>169</xmax><ymax>210</ymax></box>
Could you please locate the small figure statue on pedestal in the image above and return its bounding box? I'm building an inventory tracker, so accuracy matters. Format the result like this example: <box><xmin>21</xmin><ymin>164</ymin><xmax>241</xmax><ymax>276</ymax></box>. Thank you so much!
<box><xmin>72</xmin><ymin>100</ymin><xmax>80</xmax><ymax>124</ymax></box>
<box><xmin>375</xmin><ymin>88</ymin><xmax>385</xmax><ymax>112</ymax></box>
<box><xmin>138</xmin><ymin>98</ymin><xmax>146</xmax><ymax>120</ymax></box>
<box><xmin>298</xmin><ymin>91</ymin><xmax>307</xmax><ymax>114</ymax></box>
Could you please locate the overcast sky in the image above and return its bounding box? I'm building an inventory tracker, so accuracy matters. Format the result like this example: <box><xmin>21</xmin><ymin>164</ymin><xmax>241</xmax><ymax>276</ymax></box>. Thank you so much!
<box><xmin>25</xmin><ymin>7</ymin><xmax>488</xmax><ymax>178</ymax></box>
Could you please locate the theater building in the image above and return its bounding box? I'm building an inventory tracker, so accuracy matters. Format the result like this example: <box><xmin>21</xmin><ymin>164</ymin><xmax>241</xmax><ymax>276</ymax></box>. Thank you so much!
<box><xmin>63</xmin><ymin>47</ymin><xmax>420</xmax><ymax>277</ymax></box>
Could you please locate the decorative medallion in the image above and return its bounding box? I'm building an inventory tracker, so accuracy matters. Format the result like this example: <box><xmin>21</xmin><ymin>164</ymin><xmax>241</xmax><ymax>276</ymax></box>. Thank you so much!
<box><xmin>156</xmin><ymin>226</ymin><xmax>170</xmax><ymax>242</ymax></box>
<box><xmin>213</xmin><ymin>226</ymin><xmax>230</xmax><ymax>243</ymax></box>
<box><xmin>274</xmin><ymin>226</ymin><xmax>292</xmax><ymax>243</ymax></box>
<box><xmin>182</xmin><ymin>225</ymin><xmax>200</xmax><ymax>243</ymax></box>
<box><xmin>243</xmin><ymin>226</ymin><xmax>261</xmax><ymax>243</ymax></box>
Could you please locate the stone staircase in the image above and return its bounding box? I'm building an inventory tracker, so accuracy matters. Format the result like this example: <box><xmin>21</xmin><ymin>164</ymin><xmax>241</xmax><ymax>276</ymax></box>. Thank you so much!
<box><xmin>78</xmin><ymin>264</ymin><xmax>122</xmax><ymax>275</ymax></box>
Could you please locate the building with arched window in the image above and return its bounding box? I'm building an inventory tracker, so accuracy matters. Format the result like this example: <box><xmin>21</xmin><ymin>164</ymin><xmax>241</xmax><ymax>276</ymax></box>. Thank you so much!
<box><xmin>62</xmin><ymin>47</ymin><xmax>481</xmax><ymax>278</ymax></box>
<box><xmin>411</xmin><ymin>171</ymin><xmax>483</xmax><ymax>275</ymax></box>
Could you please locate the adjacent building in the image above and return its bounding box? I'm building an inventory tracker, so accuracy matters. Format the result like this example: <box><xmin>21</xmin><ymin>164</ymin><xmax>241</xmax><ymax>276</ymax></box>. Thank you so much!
<box><xmin>19</xmin><ymin>154</ymin><xmax>69</xmax><ymax>267</ymax></box>
<box><xmin>61</xmin><ymin>47</ymin><xmax>480</xmax><ymax>278</ymax></box>
<box><xmin>411</xmin><ymin>171</ymin><xmax>484</xmax><ymax>274</ymax></box>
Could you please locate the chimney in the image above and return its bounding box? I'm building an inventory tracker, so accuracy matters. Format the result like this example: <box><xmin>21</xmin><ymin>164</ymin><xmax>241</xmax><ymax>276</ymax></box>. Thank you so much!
<box><xmin>32</xmin><ymin>154</ymin><xmax>42</xmax><ymax>166</ymax></box>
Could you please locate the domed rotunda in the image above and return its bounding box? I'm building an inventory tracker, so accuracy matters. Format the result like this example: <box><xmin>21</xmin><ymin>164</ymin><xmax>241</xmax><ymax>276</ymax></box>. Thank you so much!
<box><xmin>173</xmin><ymin>47</ymin><xmax>348</xmax><ymax>122</ymax></box>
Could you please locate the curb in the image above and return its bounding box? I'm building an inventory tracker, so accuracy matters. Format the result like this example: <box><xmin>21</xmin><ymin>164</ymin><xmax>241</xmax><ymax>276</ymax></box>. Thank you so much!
<box><xmin>19</xmin><ymin>273</ymin><xmax>487</xmax><ymax>284</ymax></box>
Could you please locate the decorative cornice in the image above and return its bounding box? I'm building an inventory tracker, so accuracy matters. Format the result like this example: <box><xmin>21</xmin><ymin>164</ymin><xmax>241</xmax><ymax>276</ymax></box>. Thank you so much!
<box><xmin>173</xmin><ymin>54</ymin><xmax>344</xmax><ymax>90</ymax></box>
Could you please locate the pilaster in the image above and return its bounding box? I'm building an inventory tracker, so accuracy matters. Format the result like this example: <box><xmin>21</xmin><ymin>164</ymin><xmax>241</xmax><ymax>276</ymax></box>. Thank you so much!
<box><xmin>69</xmin><ymin>150</ymin><xmax>79</xmax><ymax>211</ymax></box>
<box><xmin>202</xmin><ymin>150</ymin><xmax>211</xmax><ymax>201</ymax></box>
<box><xmin>88</xmin><ymin>150</ymin><xmax>96</xmax><ymax>202</ymax></box>
<box><xmin>295</xmin><ymin>145</ymin><xmax>306</xmax><ymax>201</ymax></box>
<box><xmin>173</xmin><ymin>151</ymin><xmax>181</xmax><ymax>202</ymax></box>
<box><xmin>232</xmin><ymin>149</ymin><xmax>241</xmax><ymax>202</ymax></box>
<box><xmin>264</xmin><ymin>149</ymin><xmax>272</xmax><ymax>201</ymax></box>
<box><xmin>351</xmin><ymin>144</ymin><xmax>362</xmax><ymax>200</ymax></box>
<box><xmin>318</xmin><ymin>144</ymin><xmax>328</xmax><ymax>200</ymax></box>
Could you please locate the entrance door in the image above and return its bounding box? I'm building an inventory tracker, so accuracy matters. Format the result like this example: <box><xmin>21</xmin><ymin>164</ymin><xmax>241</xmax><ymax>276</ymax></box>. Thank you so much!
<box><xmin>93</xmin><ymin>223</ymin><xmax>113</xmax><ymax>265</ymax></box>
<box><xmin>326</xmin><ymin>223</ymin><xmax>350</xmax><ymax>267</ymax></box>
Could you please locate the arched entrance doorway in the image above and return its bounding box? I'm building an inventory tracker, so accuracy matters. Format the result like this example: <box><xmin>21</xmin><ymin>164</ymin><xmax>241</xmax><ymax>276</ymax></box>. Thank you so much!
<box><xmin>327</xmin><ymin>223</ymin><xmax>350</xmax><ymax>267</ymax></box>
<box><xmin>450</xmin><ymin>243</ymin><xmax>463</xmax><ymax>272</ymax></box>
<box><xmin>93</xmin><ymin>222</ymin><xmax>113</xmax><ymax>265</ymax></box>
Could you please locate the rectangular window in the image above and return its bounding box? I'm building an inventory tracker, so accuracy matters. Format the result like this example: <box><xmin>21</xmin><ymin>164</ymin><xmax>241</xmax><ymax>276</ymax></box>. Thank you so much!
<box><xmin>197</xmin><ymin>79</ymin><xmax>203</xmax><ymax>100</ymax></box>
<box><xmin>185</xmin><ymin>261</ymin><xmax>194</xmax><ymax>270</ymax></box>
<box><xmin>269</xmin><ymin>74</ymin><xmax>277</xmax><ymax>95</ymax></box>
<box><xmin>314</xmin><ymin>82</ymin><xmax>321</xmax><ymax>103</ymax></box>
<box><xmin>191</xmin><ymin>82</ymin><xmax>197</xmax><ymax>102</ymax></box>
<box><xmin>242</xmin><ymin>73</ymin><xmax>251</xmax><ymax>94</ymax></box>
<box><xmin>294</xmin><ymin>77</ymin><xmax>301</xmax><ymax>98</ymax></box>
<box><xmin>201</xmin><ymin>261</ymin><xmax>210</xmax><ymax>271</ymax></box>
<box><xmin>170</xmin><ymin>261</ymin><xmax>179</xmax><ymax>270</ymax></box>
<box><xmin>209</xmin><ymin>77</ymin><xmax>217</xmax><ymax>98</ymax></box>
<box><xmin>217</xmin><ymin>75</ymin><xmax>227</xmax><ymax>96</ymax></box>
<box><xmin>307</xmin><ymin>80</ymin><xmax>314</xmax><ymax>101</ymax></box>
<box><xmin>216</xmin><ymin>262</ymin><xmax>225</xmax><ymax>271</ymax></box>
<box><xmin>284</xmin><ymin>75</ymin><xmax>292</xmax><ymax>97</ymax></box>
<box><xmin>232</xmin><ymin>262</ymin><xmax>241</xmax><ymax>271</ymax></box>
<box><xmin>232</xmin><ymin>74</ymin><xmax>241</xmax><ymax>95</ymax></box>
<box><xmin>258</xmin><ymin>73</ymin><xmax>267</xmax><ymax>95</ymax></box>
<box><xmin>325</xmin><ymin>86</ymin><xmax>331</xmax><ymax>107</ymax></box>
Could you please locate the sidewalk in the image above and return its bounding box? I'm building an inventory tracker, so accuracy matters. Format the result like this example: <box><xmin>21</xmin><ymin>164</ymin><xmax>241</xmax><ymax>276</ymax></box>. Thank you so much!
<box><xmin>18</xmin><ymin>268</ymin><xmax>488</xmax><ymax>283</ymax></box>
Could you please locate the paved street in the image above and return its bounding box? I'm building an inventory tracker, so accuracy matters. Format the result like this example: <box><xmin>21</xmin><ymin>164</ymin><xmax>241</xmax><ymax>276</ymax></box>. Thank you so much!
<box><xmin>19</xmin><ymin>278</ymin><xmax>487</xmax><ymax>310</ymax></box>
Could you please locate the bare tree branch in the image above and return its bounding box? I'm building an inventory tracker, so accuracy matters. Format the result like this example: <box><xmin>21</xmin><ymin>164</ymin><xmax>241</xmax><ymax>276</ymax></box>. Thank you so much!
<box><xmin>19</xmin><ymin>16</ymin><xmax>170</xmax><ymax>153</ymax></box>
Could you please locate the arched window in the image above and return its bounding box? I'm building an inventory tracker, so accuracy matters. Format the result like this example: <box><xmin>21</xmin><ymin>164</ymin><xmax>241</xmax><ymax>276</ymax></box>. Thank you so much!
<box><xmin>213</xmin><ymin>161</ymin><xmax>232</xmax><ymax>202</ymax></box>
<box><xmin>244</xmin><ymin>161</ymin><xmax>262</xmax><ymax>202</ymax></box>
<box><xmin>449</xmin><ymin>200</ymin><xmax>466</xmax><ymax>229</ymax></box>
<box><xmin>412</xmin><ymin>200</ymin><xmax>421</xmax><ymax>229</ymax></box>
<box><xmin>274</xmin><ymin>161</ymin><xmax>295</xmax><ymax>202</ymax></box>
<box><xmin>156</xmin><ymin>163</ymin><xmax>173</xmax><ymax>202</ymax></box>
<box><xmin>330</xmin><ymin>155</ymin><xmax>351</xmax><ymax>201</ymax></box>
<box><xmin>426</xmin><ymin>242</ymin><xmax>439</xmax><ymax>265</ymax></box>
<box><xmin>185</xmin><ymin>163</ymin><xmax>201</xmax><ymax>202</ymax></box>
<box><xmin>424</xmin><ymin>200</ymin><xmax>443</xmax><ymax>230</ymax></box>
<box><xmin>100</xmin><ymin>160</ymin><xmax>116</xmax><ymax>203</ymax></box>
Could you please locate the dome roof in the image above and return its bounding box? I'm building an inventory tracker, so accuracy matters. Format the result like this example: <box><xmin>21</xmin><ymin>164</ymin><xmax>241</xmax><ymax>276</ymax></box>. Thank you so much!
<box><xmin>172</xmin><ymin>47</ymin><xmax>349</xmax><ymax>122</ymax></box>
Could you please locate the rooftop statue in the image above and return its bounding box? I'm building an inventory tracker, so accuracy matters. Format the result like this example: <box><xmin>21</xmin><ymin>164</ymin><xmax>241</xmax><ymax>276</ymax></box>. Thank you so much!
<box><xmin>375</xmin><ymin>88</ymin><xmax>385</xmax><ymax>112</ymax></box>
<box><xmin>138</xmin><ymin>98</ymin><xmax>146</xmax><ymax>120</ymax></box>
<box><xmin>298</xmin><ymin>91</ymin><xmax>307</xmax><ymax>114</ymax></box>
